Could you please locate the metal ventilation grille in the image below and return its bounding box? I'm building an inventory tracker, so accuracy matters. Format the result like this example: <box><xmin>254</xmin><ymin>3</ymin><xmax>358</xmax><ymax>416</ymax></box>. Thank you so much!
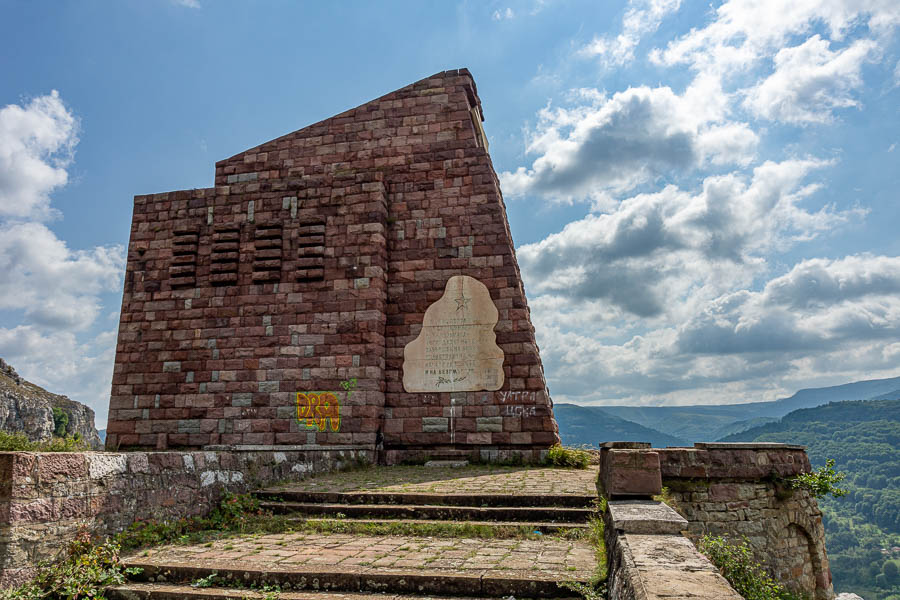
<box><xmin>296</xmin><ymin>217</ymin><xmax>325</xmax><ymax>282</ymax></box>
<box><xmin>253</xmin><ymin>223</ymin><xmax>283</xmax><ymax>282</ymax></box>
<box><xmin>169</xmin><ymin>229</ymin><xmax>198</xmax><ymax>288</ymax></box>
<box><xmin>210</xmin><ymin>225</ymin><xmax>240</xmax><ymax>286</ymax></box>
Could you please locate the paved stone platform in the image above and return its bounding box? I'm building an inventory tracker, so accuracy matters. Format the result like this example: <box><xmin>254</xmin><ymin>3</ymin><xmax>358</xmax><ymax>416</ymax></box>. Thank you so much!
<box><xmin>128</xmin><ymin>532</ymin><xmax>594</xmax><ymax>577</ymax></box>
<box><xmin>123</xmin><ymin>532</ymin><xmax>594</xmax><ymax>597</ymax></box>
<box><xmin>261</xmin><ymin>465</ymin><xmax>599</xmax><ymax>496</ymax></box>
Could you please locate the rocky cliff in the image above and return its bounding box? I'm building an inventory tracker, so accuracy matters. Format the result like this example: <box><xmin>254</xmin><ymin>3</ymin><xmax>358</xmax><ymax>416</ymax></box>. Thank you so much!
<box><xmin>0</xmin><ymin>358</ymin><xmax>102</xmax><ymax>449</ymax></box>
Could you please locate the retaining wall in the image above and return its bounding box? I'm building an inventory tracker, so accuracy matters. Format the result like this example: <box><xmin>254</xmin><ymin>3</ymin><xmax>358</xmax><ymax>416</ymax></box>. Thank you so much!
<box><xmin>0</xmin><ymin>447</ymin><xmax>371</xmax><ymax>587</ymax></box>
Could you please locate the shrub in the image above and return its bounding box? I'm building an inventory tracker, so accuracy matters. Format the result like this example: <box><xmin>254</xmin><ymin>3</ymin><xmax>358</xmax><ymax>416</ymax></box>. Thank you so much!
<box><xmin>698</xmin><ymin>535</ymin><xmax>800</xmax><ymax>600</ymax></box>
<box><xmin>0</xmin><ymin>431</ymin><xmax>87</xmax><ymax>452</ymax></box>
<box><xmin>0</xmin><ymin>530</ymin><xmax>140</xmax><ymax>600</ymax></box>
<box><xmin>789</xmin><ymin>458</ymin><xmax>848</xmax><ymax>498</ymax></box>
<box><xmin>545</xmin><ymin>444</ymin><xmax>590</xmax><ymax>469</ymax></box>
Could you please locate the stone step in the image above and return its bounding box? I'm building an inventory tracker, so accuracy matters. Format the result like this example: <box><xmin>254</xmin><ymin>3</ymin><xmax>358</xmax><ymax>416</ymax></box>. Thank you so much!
<box><xmin>255</xmin><ymin>490</ymin><xmax>597</xmax><ymax>508</ymax></box>
<box><xmin>121</xmin><ymin>562</ymin><xmax>584</xmax><ymax>598</ymax></box>
<box><xmin>295</xmin><ymin>517</ymin><xmax>591</xmax><ymax>534</ymax></box>
<box><xmin>106</xmin><ymin>583</ymin><xmax>507</xmax><ymax>600</ymax></box>
<box><xmin>260</xmin><ymin>501</ymin><xmax>595</xmax><ymax>522</ymax></box>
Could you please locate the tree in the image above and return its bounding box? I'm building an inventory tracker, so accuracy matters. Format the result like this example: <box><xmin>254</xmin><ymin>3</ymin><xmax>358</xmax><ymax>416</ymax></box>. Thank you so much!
<box><xmin>52</xmin><ymin>407</ymin><xmax>68</xmax><ymax>437</ymax></box>
<box><xmin>884</xmin><ymin>559</ymin><xmax>899</xmax><ymax>583</ymax></box>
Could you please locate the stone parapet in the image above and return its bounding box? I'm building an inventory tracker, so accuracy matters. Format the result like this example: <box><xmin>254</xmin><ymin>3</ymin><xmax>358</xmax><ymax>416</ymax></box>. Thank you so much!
<box><xmin>603</xmin><ymin>499</ymin><xmax>742</xmax><ymax>600</ymax></box>
<box><xmin>599</xmin><ymin>441</ymin><xmax>834</xmax><ymax>600</ymax></box>
<box><xmin>0</xmin><ymin>448</ymin><xmax>371</xmax><ymax>587</ymax></box>
<box><xmin>658</xmin><ymin>442</ymin><xmax>810</xmax><ymax>480</ymax></box>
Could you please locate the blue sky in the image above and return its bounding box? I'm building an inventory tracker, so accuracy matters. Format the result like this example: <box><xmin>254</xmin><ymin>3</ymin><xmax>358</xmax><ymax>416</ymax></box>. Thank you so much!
<box><xmin>1</xmin><ymin>0</ymin><xmax>899</xmax><ymax>427</ymax></box>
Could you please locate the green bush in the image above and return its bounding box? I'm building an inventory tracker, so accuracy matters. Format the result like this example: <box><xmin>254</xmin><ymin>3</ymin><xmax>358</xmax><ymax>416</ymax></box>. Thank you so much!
<box><xmin>698</xmin><ymin>535</ymin><xmax>800</xmax><ymax>600</ymax></box>
<box><xmin>545</xmin><ymin>444</ymin><xmax>591</xmax><ymax>469</ymax></box>
<box><xmin>52</xmin><ymin>408</ymin><xmax>69</xmax><ymax>437</ymax></box>
<box><xmin>789</xmin><ymin>458</ymin><xmax>848</xmax><ymax>499</ymax></box>
<box><xmin>0</xmin><ymin>431</ymin><xmax>87</xmax><ymax>452</ymax></box>
<box><xmin>0</xmin><ymin>530</ymin><xmax>141</xmax><ymax>600</ymax></box>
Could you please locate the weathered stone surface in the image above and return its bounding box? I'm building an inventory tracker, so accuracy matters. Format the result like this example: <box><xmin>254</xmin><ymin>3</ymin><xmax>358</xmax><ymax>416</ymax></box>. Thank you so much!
<box><xmin>600</xmin><ymin>448</ymin><xmax>662</xmax><ymax>497</ymax></box>
<box><xmin>604</xmin><ymin>505</ymin><xmax>743</xmax><ymax>600</ymax></box>
<box><xmin>607</xmin><ymin>500</ymin><xmax>687</xmax><ymax>535</ymax></box>
<box><xmin>403</xmin><ymin>275</ymin><xmax>504</xmax><ymax>393</ymax></box>
<box><xmin>0</xmin><ymin>448</ymin><xmax>373</xmax><ymax>587</ymax></box>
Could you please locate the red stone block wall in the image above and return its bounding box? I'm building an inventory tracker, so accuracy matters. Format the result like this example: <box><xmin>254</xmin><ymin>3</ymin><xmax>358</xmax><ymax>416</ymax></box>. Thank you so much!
<box><xmin>107</xmin><ymin>69</ymin><xmax>559</xmax><ymax>459</ymax></box>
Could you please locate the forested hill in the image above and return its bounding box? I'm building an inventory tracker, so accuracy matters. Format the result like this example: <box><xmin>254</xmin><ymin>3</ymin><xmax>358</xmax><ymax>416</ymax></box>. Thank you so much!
<box><xmin>723</xmin><ymin>398</ymin><xmax>900</xmax><ymax>599</ymax></box>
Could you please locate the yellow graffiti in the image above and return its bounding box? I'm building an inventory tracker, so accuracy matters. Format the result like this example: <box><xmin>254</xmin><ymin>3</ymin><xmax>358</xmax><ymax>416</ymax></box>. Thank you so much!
<box><xmin>296</xmin><ymin>391</ymin><xmax>341</xmax><ymax>432</ymax></box>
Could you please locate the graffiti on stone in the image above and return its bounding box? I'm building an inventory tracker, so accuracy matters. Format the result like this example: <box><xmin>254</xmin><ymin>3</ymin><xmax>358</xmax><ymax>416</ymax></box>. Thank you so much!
<box><xmin>296</xmin><ymin>378</ymin><xmax>356</xmax><ymax>432</ymax></box>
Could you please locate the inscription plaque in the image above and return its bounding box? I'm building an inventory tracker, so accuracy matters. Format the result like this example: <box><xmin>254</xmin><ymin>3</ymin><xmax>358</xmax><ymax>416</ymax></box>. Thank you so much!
<box><xmin>402</xmin><ymin>275</ymin><xmax>505</xmax><ymax>392</ymax></box>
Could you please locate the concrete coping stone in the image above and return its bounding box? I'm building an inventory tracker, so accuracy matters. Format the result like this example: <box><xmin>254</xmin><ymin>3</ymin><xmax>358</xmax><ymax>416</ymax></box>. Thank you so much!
<box><xmin>424</xmin><ymin>460</ymin><xmax>469</xmax><ymax>468</ymax></box>
<box><xmin>608</xmin><ymin>500</ymin><xmax>688</xmax><ymax>535</ymax></box>
<box><xmin>693</xmin><ymin>442</ymin><xmax>807</xmax><ymax>450</ymax></box>
<box><xmin>599</xmin><ymin>441</ymin><xmax>652</xmax><ymax>449</ymax></box>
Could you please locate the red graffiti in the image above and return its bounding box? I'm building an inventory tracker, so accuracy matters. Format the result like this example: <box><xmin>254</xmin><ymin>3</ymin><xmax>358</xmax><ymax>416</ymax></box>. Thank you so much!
<box><xmin>296</xmin><ymin>392</ymin><xmax>341</xmax><ymax>432</ymax></box>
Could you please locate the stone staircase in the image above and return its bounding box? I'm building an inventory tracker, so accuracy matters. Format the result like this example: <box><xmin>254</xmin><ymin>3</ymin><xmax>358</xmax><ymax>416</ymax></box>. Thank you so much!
<box><xmin>107</xmin><ymin>466</ymin><xmax>599</xmax><ymax>600</ymax></box>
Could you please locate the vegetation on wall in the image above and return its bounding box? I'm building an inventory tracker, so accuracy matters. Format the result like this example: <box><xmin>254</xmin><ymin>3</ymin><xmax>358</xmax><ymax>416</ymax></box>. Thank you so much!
<box><xmin>699</xmin><ymin>535</ymin><xmax>800</xmax><ymax>600</ymax></box>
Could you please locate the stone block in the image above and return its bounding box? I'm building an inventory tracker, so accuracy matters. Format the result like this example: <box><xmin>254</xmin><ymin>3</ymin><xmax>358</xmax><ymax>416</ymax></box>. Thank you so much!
<box><xmin>421</xmin><ymin>417</ymin><xmax>448</xmax><ymax>432</ymax></box>
<box><xmin>600</xmin><ymin>449</ymin><xmax>662</xmax><ymax>498</ymax></box>
<box><xmin>476</xmin><ymin>416</ymin><xmax>502</xmax><ymax>432</ymax></box>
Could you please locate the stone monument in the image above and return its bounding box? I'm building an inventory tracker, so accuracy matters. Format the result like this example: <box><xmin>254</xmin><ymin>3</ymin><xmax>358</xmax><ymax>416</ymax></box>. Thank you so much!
<box><xmin>106</xmin><ymin>69</ymin><xmax>560</xmax><ymax>463</ymax></box>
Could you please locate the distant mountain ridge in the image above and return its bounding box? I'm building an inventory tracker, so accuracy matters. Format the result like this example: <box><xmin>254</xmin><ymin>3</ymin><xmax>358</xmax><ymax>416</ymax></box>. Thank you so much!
<box><xmin>594</xmin><ymin>376</ymin><xmax>900</xmax><ymax>442</ymax></box>
<box><xmin>553</xmin><ymin>403</ymin><xmax>688</xmax><ymax>448</ymax></box>
<box><xmin>0</xmin><ymin>358</ymin><xmax>102</xmax><ymax>448</ymax></box>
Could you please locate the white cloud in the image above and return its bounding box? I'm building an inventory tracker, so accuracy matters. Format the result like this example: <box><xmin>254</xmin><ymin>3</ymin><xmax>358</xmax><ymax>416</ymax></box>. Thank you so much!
<box><xmin>653</xmin><ymin>0</ymin><xmax>899</xmax><ymax>78</ymax></box>
<box><xmin>172</xmin><ymin>0</ymin><xmax>200</xmax><ymax>8</ymax></box>
<box><xmin>499</xmin><ymin>81</ymin><xmax>757</xmax><ymax>202</ymax></box>
<box><xmin>743</xmin><ymin>36</ymin><xmax>876</xmax><ymax>124</ymax></box>
<box><xmin>532</xmin><ymin>255</ymin><xmax>900</xmax><ymax>405</ymax></box>
<box><xmin>517</xmin><ymin>158</ymin><xmax>859</xmax><ymax>318</ymax></box>
<box><xmin>0</xmin><ymin>326</ymin><xmax>118</xmax><ymax>428</ymax></box>
<box><xmin>0</xmin><ymin>90</ymin><xmax>78</xmax><ymax>221</ymax></box>
<box><xmin>493</xmin><ymin>7</ymin><xmax>515</xmax><ymax>21</ymax></box>
<box><xmin>581</xmin><ymin>0</ymin><xmax>682</xmax><ymax>65</ymax></box>
<box><xmin>0</xmin><ymin>90</ymin><xmax>124</xmax><ymax>426</ymax></box>
<box><xmin>0</xmin><ymin>221</ymin><xmax>124</xmax><ymax>331</ymax></box>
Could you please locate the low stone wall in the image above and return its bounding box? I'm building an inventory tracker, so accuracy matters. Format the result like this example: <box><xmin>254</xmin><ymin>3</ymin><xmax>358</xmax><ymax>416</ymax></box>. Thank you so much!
<box><xmin>599</xmin><ymin>441</ymin><xmax>835</xmax><ymax>600</ymax></box>
<box><xmin>659</xmin><ymin>443</ymin><xmax>833</xmax><ymax>600</ymax></box>
<box><xmin>0</xmin><ymin>447</ymin><xmax>372</xmax><ymax>587</ymax></box>
<box><xmin>603</xmin><ymin>500</ymin><xmax>742</xmax><ymax>600</ymax></box>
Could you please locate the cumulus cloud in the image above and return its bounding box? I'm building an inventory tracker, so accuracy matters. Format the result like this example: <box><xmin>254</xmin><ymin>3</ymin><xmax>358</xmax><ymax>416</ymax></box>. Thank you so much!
<box><xmin>0</xmin><ymin>222</ymin><xmax>124</xmax><ymax>330</ymax></box>
<box><xmin>531</xmin><ymin>255</ymin><xmax>900</xmax><ymax>405</ymax></box>
<box><xmin>499</xmin><ymin>81</ymin><xmax>758</xmax><ymax>202</ymax></box>
<box><xmin>493</xmin><ymin>7</ymin><xmax>514</xmax><ymax>21</ymax></box>
<box><xmin>581</xmin><ymin>0</ymin><xmax>681</xmax><ymax>65</ymax></box>
<box><xmin>677</xmin><ymin>255</ymin><xmax>900</xmax><ymax>355</ymax></box>
<box><xmin>0</xmin><ymin>90</ymin><xmax>78</xmax><ymax>221</ymax></box>
<box><xmin>0</xmin><ymin>326</ymin><xmax>118</xmax><ymax>427</ymax></box>
<box><xmin>743</xmin><ymin>36</ymin><xmax>876</xmax><ymax>123</ymax></box>
<box><xmin>517</xmin><ymin>158</ymin><xmax>858</xmax><ymax>317</ymax></box>
<box><xmin>653</xmin><ymin>0</ymin><xmax>898</xmax><ymax>77</ymax></box>
<box><xmin>0</xmin><ymin>90</ymin><xmax>124</xmax><ymax>425</ymax></box>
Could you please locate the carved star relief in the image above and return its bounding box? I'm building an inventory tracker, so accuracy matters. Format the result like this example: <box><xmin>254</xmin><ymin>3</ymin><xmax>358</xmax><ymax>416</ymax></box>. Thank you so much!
<box><xmin>455</xmin><ymin>292</ymin><xmax>471</xmax><ymax>311</ymax></box>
